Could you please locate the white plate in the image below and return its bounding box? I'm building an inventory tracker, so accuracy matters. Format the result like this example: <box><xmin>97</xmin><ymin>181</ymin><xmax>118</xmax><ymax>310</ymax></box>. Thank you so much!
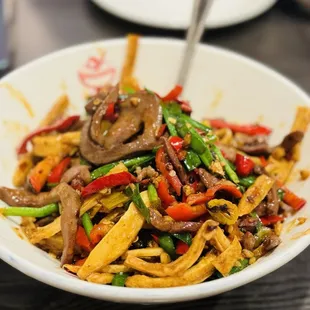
<box><xmin>91</xmin><ymin>0</ymin><xmax>277</xmax><ymax>29</ymax></box>
<box><xmin>0</xmin><ymin>38</ymin><xmax>310</xmax><ymax>304</ymax></box>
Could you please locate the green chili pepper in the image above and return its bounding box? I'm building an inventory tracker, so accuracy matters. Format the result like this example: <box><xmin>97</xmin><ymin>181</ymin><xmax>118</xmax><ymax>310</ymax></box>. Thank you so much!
<box><xmin>47</xmin><ymin>183</ymin><xmax>58</xmax><ymax>189</ymax></box>
<box><xmin>188</xmin><ymin>127</ymin><xmax>206</xmax><ymax>154</ymax></box>
<box><xmin>227</xmin><ymin>160</ymin><xmax>236</xmax><ymax>171</ymax></box>
<box><xmin>123</xmin><ymin>155</ymin><xmax>154</xmax><ymax>168</ymax></box>
<box><xmin>82</xmin><ymin>212</ymin><xmax>93</xmax><ymax>239</ymax></box>
<box><xmin>1</xmin><ymin>203</ymin><xmax>58</xmax><ymax>218</ymax></box>
<box><xmin>112</xmin><ymin>272</ymin><xmax>129</xmax><ymax>287</ymax></box>
<box><xmin>239</xmin><ymin>175</ymin><xmax>256</xmax><ymax>188</ymax></box>
<box><xmin>184</xmin><ymin>150</ymin><xmax>201</xmax><ymax>171</ymax></box>
<box><xmin>175</xmin><ymin>119</ymin><xmax>189</xmax><ymax>138</ymax></box>
<box><xmin>122</xmin><ymin>86</ymin><xmax>136</xmax><ymax>94</ymax></box>
<box><xmin>255</xmin><ymin>226</ymin><xmax>271</xmax><ymax>247</ymax></box>
<box><xmin>90</xmin><ymin>162</ymin><xmax>118</xmax><ymax>180</ymax></box>
<box><xmin>165</xmin><ymin>102</ymin><xmax>182</xmax><ymax>115</ymax></box>
<box><xmin>147</xmin><ymin>184</ymin><xmax>161</xmax><ymax>209</ymax></box>
<box><xmin>230</xmin><ymin>259</ymin><xmax>249</xmax><ymax>274</ymax></box>
<box><xmin>277</xmin><ymin>188</ymin><xmax>285</xmax><ymax>201</ymax></box>
<box><xmin>179</xmin><ymin>114</ymin><xmax>211</xmax><ymax>133</ymax></box>
<box><xmin>159</xmin><ymin>234</ymin><xmax>176</xmax><ymax>258</ymax></box>
<box><xmin>211</xmin><ymin>145</ymin><xmax>239</xmax><ymax>184</ymax></box>
<box><xmin>250</xmin><ymin>212</ymin><xmax>263</xmax><ymax>232</ymax></box>
<box><xmin>172</xmin><ymin>233</ymin><xmax>192</xmax><ymax>246</ymax></box>
<box><xmin>80</xmin><ymin>157</ymin><xmax>90</xmax><ymax>166</ymax></box>
<box><xmin>126</xmin><ymin>184</ymin><xmax>150</xmax><ymax>223</ymax></box>
<box><xmin>162</xmin><ymin>104</ymin><xmax>178</xmax><ymax>136</ymax></box>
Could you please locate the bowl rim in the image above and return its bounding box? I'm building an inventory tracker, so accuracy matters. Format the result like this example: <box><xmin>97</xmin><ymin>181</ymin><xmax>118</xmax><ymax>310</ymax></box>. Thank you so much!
<box><xmin>0</xmin><ymin>37</ymin><xmax>310</xmax><ymax>304</ymax></box>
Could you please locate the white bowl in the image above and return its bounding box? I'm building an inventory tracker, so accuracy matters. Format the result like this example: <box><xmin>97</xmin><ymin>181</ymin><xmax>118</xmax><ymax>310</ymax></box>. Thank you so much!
<box><xmin>0</xmin><ymin>38</ymin><xmax>310</xmax><ymax>304</ymax></box>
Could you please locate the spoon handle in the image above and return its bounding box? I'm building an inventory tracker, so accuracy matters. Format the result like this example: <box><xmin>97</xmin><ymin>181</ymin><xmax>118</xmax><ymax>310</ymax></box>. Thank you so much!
<box><xmin>177</xmin><ymin>0</ymin><xmax>213</xmax><ymax>87</ymax></box>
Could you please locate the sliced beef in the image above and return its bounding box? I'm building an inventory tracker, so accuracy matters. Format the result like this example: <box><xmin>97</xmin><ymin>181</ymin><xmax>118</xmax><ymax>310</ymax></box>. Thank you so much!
<box><xmin>279</xmin><ymin>130</ymin><xmax>304</xmax><ymax>158</ymax></box>
<box><xmin>80</xmin><ymin>88</ymin><xmax>162</xmax><ymax>165</ymax></box>
<box><xmin>161</xmin><ymin>136</ymin><xmax>187</xmax><ymax>184</ymax></box>
<box><xmin>85</xmin><ymin>84</ymin><xmax>113</xmax><ymax>115</ymax></box>
<box><xmin>60</xmin><ymin>165</ymin><xmax>91</xmax><ymax>185</ymax></box>
<box><xmin>238</xmin><ymin>215</ymin><xmax>259</xmax><ymax>233</ymax></box>
<box><xmin>0</xmin><ymin>183</ymin><xmax>81</xmax><ymax>266</ymax></box>
<box><xmin>217</xmin><ymin>144</ymin><xmax>237</xmax><ymax>163</ymax></box>
<box><xmin>235</xmin><ymin>133</ymin><xmax>270</xmax><ymax>156</ymax></box>
<box><xmin>242</xmin><ymin>231</ymin><xmax>256</xmax><ymax>251</ymax></box>
<box><xmin>254</xmin><ymin>201</ymin><xmax>267</xmax><ymax>217</ymax></box>
<box><xmin>198</xmin><ymin>168</ymin><xmax>220</xmax><ymax>189</ymax></box>
<box><xmin>266</xmin><ymin>184</ymin><xmax>280</xmax><ymax>216</ymax></box>
<box><xmin>262</xmin><ymin>233</ymin><xmax>281</xmax><ymax>252</ymax></box>
<box><xmin>149</xmin><ymin>209</ymin><xmax>202</xmax><ymax>233</ymax></box>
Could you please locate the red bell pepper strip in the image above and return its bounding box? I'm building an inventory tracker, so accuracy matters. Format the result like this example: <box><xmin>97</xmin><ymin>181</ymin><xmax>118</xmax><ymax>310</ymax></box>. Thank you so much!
<box><xmin>104</xmin><ymin>102</ymin><xmax>118</xmax><ymax>121</ymax></box>
<box><xmin>177</xmin><ymin>100</ymin><xmax>192</xmax><ymax>113</ymax></box>
<box><xmin>76</xmin><ymin>226</ymin><xmax>93</xmax><ymax>252</ymax></box>
<box><xmin>156</xmin><ymin>147</ymin><xmax>182</xmax><ymax>196</ymax></box>
<box><xmin>166</xmin><ymin>203</ymin><xmax>207</xmax><ymax>221</ymax></box>
<box><xmin>17</xmin><ymin>115</ymin><xmax>80</xmax><ymax>154</ymax></box>
<box><xmin>209</xmin><ymin>119</ymin><xmax>272</xmax><ymax>136</ymax></box>
<box><xmin>162</xmin><ymin>85</ymin><xmax>183</xmax><ymax>101</ymax></box>
<box><xmin>235</xmin><ymin>153</ymin><xmax>255</xmax><ymax>177</ymax></box>
<box><xmin>151</xmin><ymin>234</ymin><xmax>159</xmax><ymax>244</ymax></box>
<box><xmin>81</xmin><ymin>171</ymin><xmax>136</xmax><ymax>198</ymax></box>
<box><xmin>89</xmin><ymin>223</ymin><xmax>110</xmax><ymax>245</ymax></box>
<box><xmin>157</xmin><ymin>180</ymin><xmax>176</xmax><ymax>207</ymax></box>
<box><xmin>74</xmin><ymin>257</ymin><xmax>87</xmax><ymax>266</ymax></box>
<box><xmin>260</xmin><ymin>215</ymin><xmax>284</xmax><ymax>226</ymax></box>
<box><xmin>186</xmin><ymin>183</ymin><xmax>243</xmax><ymax>205</ymax></box>
<box><xmin>260</xmin><ymin>156</ymin><xmax>268</xmax><ymax>167</ymax></box>
<box><xmin>176</xmin><ymin>240</ymin><xmax>190</xmax><ymax>255</ymax></box>
<box><xmin>282</xmin><ymin>187</ymin><xmax>306</xmax><ymax>210</ymax></box>
<box><xmin>47</xmin><ymin>157</ymin><xmax>71</xmax><ymax>184</ymax></box>
<box><xmin>156</xmin><ymin>124</ymin><xmax>167</xmax><ymax>138</ymax></box>
<box><xmin>169</xmin><ymin>136</ymin><xmax>184</xmax><ymax>152</ymax></box>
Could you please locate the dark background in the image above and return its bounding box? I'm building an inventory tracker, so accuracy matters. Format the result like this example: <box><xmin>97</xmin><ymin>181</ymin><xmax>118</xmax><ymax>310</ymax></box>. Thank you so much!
<box><xmin>1</xmin><ymin>1</ymin><xmax>310</xmax><ymax>309</ymax></box>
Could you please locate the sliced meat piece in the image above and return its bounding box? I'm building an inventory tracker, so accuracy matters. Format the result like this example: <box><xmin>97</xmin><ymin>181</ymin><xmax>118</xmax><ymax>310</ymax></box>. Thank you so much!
<box><xmin>217</xmin><ymin>144</ymin><xmax>237</xmax><ymax>162</ymax></box>
<box><xmin>0</xmin><ymin>187</ymin><xmax>59</xmax><ymax>207</ymax></box>
<box><xmin>0</xmin><ymin>183</ymin><xmax>81</xmax><ymax>266</ymax></box>
<box><xmin>90</xmin><ymin>85</ymin><xmax>119</xmax><ymax>146</ymax></box>
<box><xmin>254</xmin><ymin>201</ymin><xmax>267</xmax><ymax>217</ymax></box>
<box><xmin>149</xmin><ymin>209</ymin><xmax>202</xmax><ymax>233</ymax></box>
<box><xmin>280</xmin><ymin>131</ymin><xmax>304</xmax><ymax>157</ymax></box>
<box><xmin>266</xmin><ymin>184</ymin><xmax>280</xmax><ymax>216</ymax></box>
<box><xmin>80</xmin><ymin>90</ymin><xmax>162</xmax><ymax>165</ymax></box>
<box><xmin>262</xmin><ymin>233</ymin><xmax>281</xmax><ymax>252</ymax></box>
<box><xmin>85</xmin><ymin>84</ymin><xmax>113</xmax><ymax>115</ymax></box>
<box><xmin>242</xmin><ymin>231</ymin><xmax>256</xmax><ymax>251</ymax></box>
<box><xmin>198</xmin><ymin>168</ymin><xmax>220</xmax><ymax>189</ymax></box>
<box><xmin>60</xmin><ymin>165</ymin><xmax>91</xmax><ymax>184</ymax></box>
<box><xmin>135</xmin><ymin>166</ymin><xmax>158</xmax><ymax>182</ymax></box>
<box><xmin>238</xmin><ymin>215</ymin><xmax>259</xmax><ymax>233</ymax></box>
<box><xmin>161</xmin><ymin>136</ymin><xmax>187</xmax><ymax>184</ymax></box>
<box><xmin>235</xmin><ymin>133</ymin><xmax>270</xmax><ymax>156</ymax></box>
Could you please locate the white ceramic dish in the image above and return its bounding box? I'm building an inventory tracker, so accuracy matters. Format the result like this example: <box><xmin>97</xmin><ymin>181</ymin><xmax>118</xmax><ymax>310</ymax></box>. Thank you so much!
<box><xmin>0</xmin><ymin>38</ymin><xmax>310</xmax><ymax>304</ymax></box>
<box><xmin>91</xmin><ymin>0</ymin><xmax>277</xmax><ymax>30</ymax></box>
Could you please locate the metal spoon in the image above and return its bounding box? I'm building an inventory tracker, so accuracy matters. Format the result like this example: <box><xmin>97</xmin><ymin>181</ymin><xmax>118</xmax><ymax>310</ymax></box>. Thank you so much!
<box><xmin>177</xmin><ymin>0</ymin><xmax>213</xmax><ymax>88</ymax></box>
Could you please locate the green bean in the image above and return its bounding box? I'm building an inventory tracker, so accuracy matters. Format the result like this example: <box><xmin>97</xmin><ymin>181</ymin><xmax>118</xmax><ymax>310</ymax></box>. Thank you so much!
<box><xmin>183</xmin><ymin>150</ymin><xmax>201</xmax><ymax>171</ymax></box>
<box><xmin>188</xmin><ymin>127</ymin><xmax>207</xmax><ymax>154</ymax></box>
<box><xmin>82</xmin><ymin>212</ymin><xmax>93</xmax><ymax>239</ymax></box>
<box><xmin>162</xmin><ymin>105</ymin><xmax>178</xmax><ymax>136</ymax></box>
<box><xmin>1</xmin><ymin>203</ymin><xmax>58</xmax><ymax>218</ymax></box>
<box><xmin>211</xmin><ymin>145</ymin><xmax>239</xmax><ymax>184</ymax></box>
<box><xmin>277</xmin><ymin>188</ymin><xmax>285</xmax><ymax>201</ymax></box>
<box><xmin>147</xmin><ymin>184</ymin><xmax>161</xmax><ymax>209</ymax></box>
<box><xmin>90</xmin><ymin>162</ymin><xmax>118</xmax><ymax>180</ymax></box>
<box><xmin>112</xmin><ymin>272</ymin><xmax>129</xmax><ymax>286</ymax></box>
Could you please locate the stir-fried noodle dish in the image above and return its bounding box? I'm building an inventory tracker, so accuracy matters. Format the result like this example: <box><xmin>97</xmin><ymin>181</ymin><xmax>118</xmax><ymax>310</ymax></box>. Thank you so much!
<box><xmin>1</xmin><ymin>35</ymin><xmax>309</xmax><ymax>288</ymax></box>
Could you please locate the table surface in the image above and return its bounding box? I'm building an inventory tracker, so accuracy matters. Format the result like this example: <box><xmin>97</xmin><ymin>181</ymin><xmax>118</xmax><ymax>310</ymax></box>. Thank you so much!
<box><xmin>1</xmin><ymin>0</ymin><xmax>310</xmax><ymax>309</ymax></box>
